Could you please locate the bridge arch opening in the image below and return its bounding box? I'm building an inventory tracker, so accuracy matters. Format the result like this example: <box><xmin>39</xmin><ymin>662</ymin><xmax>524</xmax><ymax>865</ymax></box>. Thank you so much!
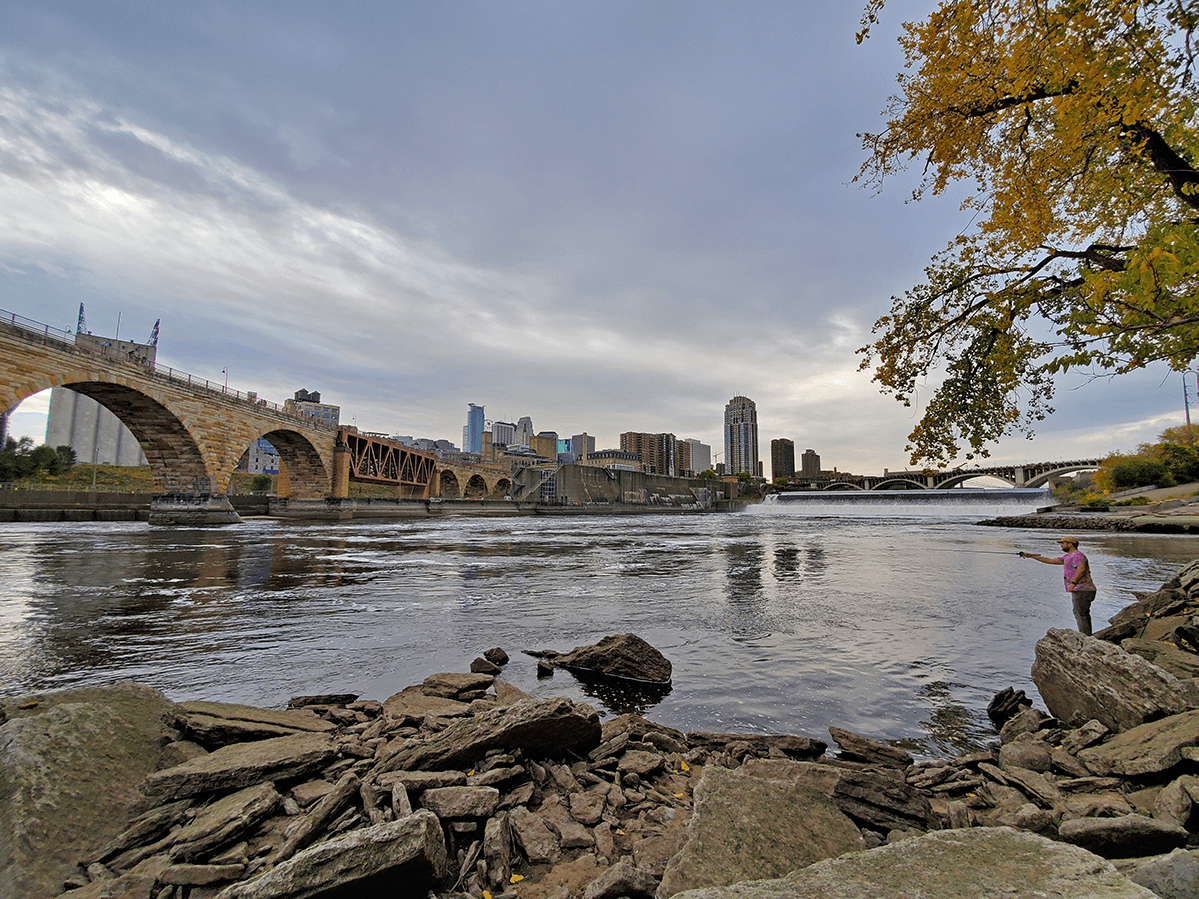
<box><xmin>871</xmin><ymin>478</ymin><xmax>928</xmax><ymax>490</ymax></box>
<box><xmin>491</xmin><ymin>477</ymin><xmax>512</xmax><ymax>498</ymax></box>
<box><xmin>61</xmin><ymin>381</ymin><xmax>213</xmax><ymax>494</ymax></box>
<box><xmin>464</xmin><ymin>474</ymin><xmax>488</xmax><ymax>499</ymax></box>
<box><xmin>254</xmin><ymin>430</ymin><xmax>330</xmax><ymax>500</ymax></box>
<box><xmin>439</xmin><ymin>470</ymin><xmax>461</xmax><ymax>498</ymax></box>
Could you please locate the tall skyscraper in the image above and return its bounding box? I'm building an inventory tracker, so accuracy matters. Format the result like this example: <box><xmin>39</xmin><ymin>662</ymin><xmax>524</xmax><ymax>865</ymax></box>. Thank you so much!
<box><xmin>802</xmin><ymin>448</ymin><xmax>821</xmax><ymax>478</ymax></box>
<box><xmin>465</xmin><ymin>403</ymin><xmax>485</xmax><ymax>455</ymax></box>
<box><xmin>570</xmin><ymin>433</ymin><xmax>595</xmax><ymax>460</ymax></box>
<box><xmin>771</xmin><ymin>438</ymin><xmax>795</xmax><ymax>481</ymax></box>
<box><xmin>620</xmin><ymin>431</ymin><xmax>677</xmax><ymax>476</ymax></box>
<box><xmin>724</xmin><ymin>395</ymin><xmax>759</xmax><ymax>476</ymax></box>
<box><xmin>492</xmin><ymin>420</ymin><xmax>517</xmax><ymax>447</ymax></box>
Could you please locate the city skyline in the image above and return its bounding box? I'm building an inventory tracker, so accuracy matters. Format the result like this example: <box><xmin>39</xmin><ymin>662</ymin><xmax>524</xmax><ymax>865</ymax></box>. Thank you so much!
<box><xmin>0</xmin><ymin>3</ymin><xmax>1187</xmax><ymax>471</ymax></box>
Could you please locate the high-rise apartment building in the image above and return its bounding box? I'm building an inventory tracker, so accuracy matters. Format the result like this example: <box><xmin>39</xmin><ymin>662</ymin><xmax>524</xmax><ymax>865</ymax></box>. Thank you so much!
<box><xmin>570</xmin><ymin>433</ymin><xmax>595</xmax><ymax>461</ymax></box>
<box><xmin>771</xmin><ymin>438</ymin><xmax>795</xmax><ymax>481</ymax></box>
<box><xmin>620</xmin><ymin>431</ymin><xmax>677</xmax><ymax>476</ymax></box>
<box><xmin>802</xmin><ymin>448</ymin><xmax>821</xmax><ymax>478</ymax></box>
<box><xmin>724</xmin><ymin>395</ymin><xmax>759</xmax><ymax>476</ymax></box>
<box><xmin>465</xmin><ymin>404</ymin><xmax>485</xmax><ymax>454</ymax></box>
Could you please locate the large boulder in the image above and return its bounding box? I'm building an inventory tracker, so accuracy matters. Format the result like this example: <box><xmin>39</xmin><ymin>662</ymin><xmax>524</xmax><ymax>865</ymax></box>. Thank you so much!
<box><xmin>657</xmin><ymin>765</ymin><xmax>864</xmax><ymax>898</ymax></box>
<box><xmin>667</xmin><ymin>827</ymin><xmax>1157</xmax><ymax>899</ymax></box>
<box><xmin>0</xmin><ymin>683</ymin><xmax>177</xmax><ymax>899</ymax></box>
<box><xmin>375</xmin><ymin>696</ymin><xmax>601</xmax><ymax>772</ymax></box>
<box><xmin>547</xmin><ymin>634</ymin><xmax>672</xmax><ymax>684</ymax></box>
<box><xmin>1031</xmin><ymin>629</ymin><xmax>1199</xmax><ymax>732</ymax></box>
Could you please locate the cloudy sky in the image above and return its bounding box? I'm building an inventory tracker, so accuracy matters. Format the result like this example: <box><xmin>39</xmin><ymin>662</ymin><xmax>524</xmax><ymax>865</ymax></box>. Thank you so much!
<box><xmin>0</xmin><ymin>1</ymin><xmax>1186</xmax><ymax>473</ymax></box>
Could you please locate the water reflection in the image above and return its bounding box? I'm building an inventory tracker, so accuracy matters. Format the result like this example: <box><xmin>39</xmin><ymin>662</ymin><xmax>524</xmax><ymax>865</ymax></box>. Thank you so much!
<box><xmin>566</xmin><ymin>669</ymin><xmax>673</xmax><ymax>717</ymax></box>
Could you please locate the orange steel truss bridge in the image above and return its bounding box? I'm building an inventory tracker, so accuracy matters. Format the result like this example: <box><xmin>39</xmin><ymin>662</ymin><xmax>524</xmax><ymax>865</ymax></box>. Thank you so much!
<box><xmin>341</xmin><ymin>429</ymin><xmax>437</xmax><ymax>488</ymax></box>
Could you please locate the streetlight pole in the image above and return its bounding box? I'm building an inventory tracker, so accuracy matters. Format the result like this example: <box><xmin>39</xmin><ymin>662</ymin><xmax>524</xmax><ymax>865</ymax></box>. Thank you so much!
<box><xmin>1186</xmin><ymin>369</ymin><xmax>1198</xmax><ymax>428</ymax></box>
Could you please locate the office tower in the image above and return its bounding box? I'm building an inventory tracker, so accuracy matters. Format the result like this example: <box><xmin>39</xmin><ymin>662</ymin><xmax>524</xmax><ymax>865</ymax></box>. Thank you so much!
<box><xmin>724</xmin><ymin>396</ymin><xmax>759</xmax><ymax>476</ymax></box>
<box><xmin>465</xmin><ymin>403</ymin><xmax>485</xmax><ymax>455</ymax></box>
<box><xmin>570</xmin><ymin>433</ymin><xmax>595</xmax><ymax>460</ymax></box>
<box><xmin>530</xmin><ymin>432</ymin><xmax>558</xmax><ymax>461</ymax></box>
<box><xmin>771</xmin><ymin>438</ymin><xmax>795</xmax><ymax>480</ymax></box>
<box><xmin>802</xmin><ymin>448</ymin><xmax>821</xmax><ymax>478</ymax></box>
<box><xmin>683</xmin><ymin>438</ymin><xmax>712</xmax><ymax>473</ymax></box>
<box><xmin>492</xmin><ymin>420</ymin><xmax>517</xmax><ymax>447</ymax></box>
<box><xmin>515</xmin><ymin>417</ymin><xmax>534</xmax><ymax>447</ymax></box>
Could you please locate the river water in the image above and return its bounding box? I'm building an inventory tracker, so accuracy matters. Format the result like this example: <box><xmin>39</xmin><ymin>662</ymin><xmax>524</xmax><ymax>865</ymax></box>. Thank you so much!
<box><xmin>1</xmin><ymin>491</ymin><xmax>1195</xmax><ymax>757</ymax></box>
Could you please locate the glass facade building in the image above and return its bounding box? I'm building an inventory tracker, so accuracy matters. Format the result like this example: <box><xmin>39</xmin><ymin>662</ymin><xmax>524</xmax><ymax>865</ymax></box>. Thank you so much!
<box><xmin>724</xmin><ymin>395</ymin><xmax>759</xmax><ymax>476</ymax></box>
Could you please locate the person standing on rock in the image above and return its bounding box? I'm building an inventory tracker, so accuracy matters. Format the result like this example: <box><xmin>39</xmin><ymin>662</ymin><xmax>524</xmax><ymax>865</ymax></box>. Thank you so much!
<box><xmin>1019</xmin><ymin>537</ymin><xmax>1097</xmax><ymax>635</ymax></box>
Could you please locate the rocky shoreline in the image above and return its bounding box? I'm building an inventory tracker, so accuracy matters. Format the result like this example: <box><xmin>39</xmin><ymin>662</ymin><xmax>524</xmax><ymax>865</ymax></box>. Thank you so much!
<box><xmin>6</xmin><ymin>565</ymin><xmax>1199</xmax><ymax>898</ymax></box>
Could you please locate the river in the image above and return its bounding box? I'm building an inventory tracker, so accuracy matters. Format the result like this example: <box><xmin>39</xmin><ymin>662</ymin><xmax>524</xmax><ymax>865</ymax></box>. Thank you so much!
<box><xmin>1</xmin><ymin>491</ymin><xmax>1194</xmax><ymax>757</ymax></box>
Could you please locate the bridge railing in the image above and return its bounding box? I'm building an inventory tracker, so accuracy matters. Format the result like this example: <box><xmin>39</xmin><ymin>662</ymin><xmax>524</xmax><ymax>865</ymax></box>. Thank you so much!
<box><xmin>2</xmin><ymin>307</ymin><xmax>333</xmax><ymax>430</ymax></box>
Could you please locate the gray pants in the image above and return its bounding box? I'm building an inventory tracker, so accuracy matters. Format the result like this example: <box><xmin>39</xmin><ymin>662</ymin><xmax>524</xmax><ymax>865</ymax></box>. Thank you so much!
<box><xmin>1071</xmin><ymin>589</ymin><xmax>1097</xmax><ymax>636</ymax></box>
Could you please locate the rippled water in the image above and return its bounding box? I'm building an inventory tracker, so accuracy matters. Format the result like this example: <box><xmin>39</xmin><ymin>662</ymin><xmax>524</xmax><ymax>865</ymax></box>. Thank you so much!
<box><xmin>1</xmin><ymin>498</ymin><xmax>1194</xmax><ymax>756</ymax></box>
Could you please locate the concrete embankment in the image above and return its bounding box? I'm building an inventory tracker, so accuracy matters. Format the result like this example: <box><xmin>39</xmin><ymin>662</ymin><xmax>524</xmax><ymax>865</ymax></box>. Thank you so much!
<box><xmin>8</xmin><ymin>560</ymin><xmax>1199</xmax><ymax>898</ymax></box>
<box><xmin>0</xmin><ymin>488</ymin><xmax>151</xmax><ymax>522</ymax></box>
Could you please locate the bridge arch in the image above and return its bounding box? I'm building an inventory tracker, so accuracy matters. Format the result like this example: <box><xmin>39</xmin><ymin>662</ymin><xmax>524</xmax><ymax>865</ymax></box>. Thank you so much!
<box><xmin>438</xmin><ymin>470</ymin><xmax>462</xmax><ymax>498</ymax></box>
<box><xmin>491</xmin><ymin>477</ymin><xmax>513</xmax><ymax>498</ymax></box>
<box><xmin>869</xmin><ymin>478</ymin><xmax>929</xmax><ymax>490</ymax></box>
<box><xmin>824</xmin><ymin>481</ymin><xmax>866</xmax><ymax>491</ymax></box>
<box><xmin>934</xmin><ymin>473</ymin><xmax>1017</xmax><ymax>489</ymax></box>
<box><xmin>463</xmin><ymin>474</ymin><xmax>489</xmax><ymax>498</ymax></box>
<box><xmin>1024</xmin><ymin>464</ymin><xmax>1101</xmax><ymax>488</ymax></box>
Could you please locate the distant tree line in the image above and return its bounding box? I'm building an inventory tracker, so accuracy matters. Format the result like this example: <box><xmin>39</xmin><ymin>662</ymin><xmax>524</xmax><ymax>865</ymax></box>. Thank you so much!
<box><xmin>1092</xmin><ymin>425</ymin><xmax>1199</xmax><ymax>494</ymax></box>
<box><xmin>0</xmin><ymin>437</ymin><xmax>77</xmax><ymax>481</ymax></box>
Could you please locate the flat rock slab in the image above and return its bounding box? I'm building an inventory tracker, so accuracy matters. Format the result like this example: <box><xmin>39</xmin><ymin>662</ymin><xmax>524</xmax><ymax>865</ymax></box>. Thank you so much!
<box><xmin>657</xmin><ymin>765</ymin><xmax>864</xmax><ymax>898</ymax></box>
<box><xmin>382</xmin><ymin>688</ymin><xmax>472</xmax><ymax>720</ymax></box>
<box><xmin>376</xmin><ymin>697</ymin><xmax>600</xmax><ymax>772</ymax></box>
<box><xmin>0</xmin><ymin>682</ymin><xmax>176</xmax><ymax>899</ymax></box>
<box><xmin>173</xmin><ymin>702</ymin><xmax>334</xmax><ymax>746</ymax></box>
<box><xmin>1031</xmin><ymin>629</ymin><xmax>1199</xmax><ymax>732</ymax></box>
<box><xmin>142</xmin><ymin>732</ymin><xmax>338</xmax><ymax>799</ymax></box>
<box><xmin>215</xmin><ymin>810</ymin><xmax>447</xmax><ymax>899</ymax></box>
<box><xmin>1078</xmin><ymin>710</ymin><xmax>1199</xmax><ymax>777</ymax></box>
<box><xmin>668</xmin><ymin>827</ymin><xmax>1158</xmax><ymax>899</ymax></box>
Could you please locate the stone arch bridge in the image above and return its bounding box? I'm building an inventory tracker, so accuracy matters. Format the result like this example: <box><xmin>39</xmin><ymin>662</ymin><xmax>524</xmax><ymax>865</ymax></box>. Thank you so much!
<box><xmin>819</xmin><ymin>460</ymin><xmax>1103</xmax><ymax>491</ymax></box>
<box><xmin>0</xmin><ymin>313</ymin><xmax>439</xmax><ymax>523</ymax></box>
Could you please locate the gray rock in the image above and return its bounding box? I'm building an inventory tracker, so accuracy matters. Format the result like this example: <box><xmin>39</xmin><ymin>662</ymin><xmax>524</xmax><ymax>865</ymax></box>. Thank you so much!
<box><xmin>215</xmin><ymin>810</ymin><xmax>447</xmax><ymax>899</ymax></box>
<box><xmin>1154</xmin><ymin>774</ymin><xmax>1199</xmax><ymax>827</ymax></box>
<box><xmin>170</xmin><ymin>701</ymin><xmax>334</xmax><ymax>747</ymax></box>
<box><xmin>170</xmin><ymin>782</ymin><xmax>281</xmax><ymax>862</ymax></box>
<box><xmin>509</xmin><ymin>806</ymin><xmax>560</xmax><ymax>864</ymax></box>
<box><xmin>827</xmin><ymin>727</ymin><xmax>912</xmax><ymax>769</ymax></box>
<box><xmin>1031</xmin><ymin>629</ymin><xmax>1199</xmax><ymax>732</ymax></box>
<box><xmin>420</xmin><ymin>785</ymin><xmax>500</xmax><ymax>818</ymax></box>
<box><xmin>569</xmin><ymin>791</ymin><xmax>606</xmax><ymax>825</ymax></box>
<box><xmin>998</xmin><ymin>739</ymin><xmax>1051</xmax><ymax>773</ymax></box>
<box><xmin>483</xmin><ymin>812</ymin><xmax>513</xmax><ymax>891</ymax></box>
<box><xmin>381</xmin><ymin>688</ymin><xmax>473</xmax><ymax>719</ymax></box>
<box><xmin>420</xmin><ymin>672</ymin><xmax>495</xmax><ymax>698</ymax></box>
<box><xmin>666</xmin><ymin>827</ymin><xmax>1157</xmax><ymax>899</ymax></box>
<box><xmin>550</xmin><ymin>633</ymin><xmax>673</xmax><ymax>684</ymax></box>
<box><xmin>484</xmin><ymin>647</ymin><xmax>510</xmax><ymax>666</ymax></box>
<box><xmin>656</xmin><ymin>765</ymin><xmax>864</xmax><ymax>899</ymax></box>
<box><xmin>141</xmin><ymin>732</ymin><xmax>338</xmax><ymax>799</ymax></box>
<box><xmin>998</xmin><ymin>706</ymin><xmax>1048</xmax><ymax>743</ymax></box>
<box><xmin>1061</xmin><ymin>719</ymin><xmax>1110</xmax><ymax>754</ymax></box>
<box><xmin>470</xmin><ymin>658</ymin><xmax>503</xmax><ymax>675</ymax></box>
<box><xmin>686</xmin><ymin>732</ymin><xmax>826</xmax><ymax>761</ymax></box>
<box><xmin>585</xmin><ymin>857</ymin><xmax>658</xmax><ymax>899</ymax></box>
<box><xmin>161</xmin><ymin>862</ymin><xmax>246</xmax><ymax>885</ymax></box>
<box><xmin>1059</xmin><ymin>813</ymin><xmax>1189</xmax><ymax>858</ymax></box>
<box><xmin>619</xmin><ymin>749</ymin><xmax>665</xmax><ymax>777</ymax></box>
<box><xmin>1078</xmin><ymin>710</ymin><xmax>1199</xmax><ymax>777</ymax></box>
<box><xmin>1121</xmin><ymin>848</ymin><xmax>1199</xmax><ymax>899</ymax></box>
<box><xmin>0</xmin><ymin>682</ymin><xmax>176</xmax><ymax>899</ymax></box>
<box><xmin>375</xmin><ymin>697</ymin><xmax>601</xmax><ymax>772</ymax></box>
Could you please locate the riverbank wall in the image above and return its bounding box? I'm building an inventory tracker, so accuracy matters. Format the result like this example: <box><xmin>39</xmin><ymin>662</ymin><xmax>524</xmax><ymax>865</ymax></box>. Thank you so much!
<box><xmin>0</xmin><ymin>466</ymin><xmax>750</xmax><ymax>522</ymax></box>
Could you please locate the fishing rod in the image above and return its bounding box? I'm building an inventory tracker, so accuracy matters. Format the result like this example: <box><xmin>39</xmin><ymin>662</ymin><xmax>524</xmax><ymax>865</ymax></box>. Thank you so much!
<box><xmin>955</xmin><ymin>549</ymin><xmax>1024</xmax><ymax>555</ymax></box>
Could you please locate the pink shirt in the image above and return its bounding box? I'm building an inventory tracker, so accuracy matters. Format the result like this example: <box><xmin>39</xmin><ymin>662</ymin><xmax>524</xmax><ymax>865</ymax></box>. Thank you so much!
<box><xmin>1061</xmin><ymin>550</ymin><xmax>1094</xmax><ymax>592</ymax></box>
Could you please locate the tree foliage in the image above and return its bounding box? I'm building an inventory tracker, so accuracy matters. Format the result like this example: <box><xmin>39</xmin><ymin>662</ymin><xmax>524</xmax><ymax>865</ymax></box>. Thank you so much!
<box><xmin>0</xmin><ymin>437</ymin><xmax>77</xmax><ymax>481</ymax></box>
<box><xmin>857</xmin><ymin>0</ymin><xmax>1199</xmax><ymax>465</ymax></box>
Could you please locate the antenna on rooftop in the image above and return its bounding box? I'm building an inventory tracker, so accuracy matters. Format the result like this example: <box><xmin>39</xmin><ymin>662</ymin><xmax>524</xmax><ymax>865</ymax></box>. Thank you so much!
<box><xmin>76</xmin><ymin>303</ymin><xmax>89</xmax><ymax>335</ymax></box>
<box><xmin>148</xmin><ymin>319</ymin><xmax>160</xmax><ymax>347</ymax></box>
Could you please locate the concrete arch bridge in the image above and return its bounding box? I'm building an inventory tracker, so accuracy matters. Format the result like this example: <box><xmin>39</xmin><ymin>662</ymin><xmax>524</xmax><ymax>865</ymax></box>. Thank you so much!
<box><xmin>0</xmin><ymin>312</ymin><xmax>436</xmax><ymax>523</ymax></box>
<box><xmin>820</xmin><ymin>460</ymin><xmax>1103</xmax><ymax>491</ymax></box>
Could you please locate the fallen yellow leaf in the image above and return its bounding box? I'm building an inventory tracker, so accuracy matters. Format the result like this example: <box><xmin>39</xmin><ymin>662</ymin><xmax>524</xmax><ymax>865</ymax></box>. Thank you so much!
<box><xmin>673</xmin><ymin>792</ymin><xmax>685</xmax><ymax>798</ymax></box>
<box><xmin>484</xmin><ymin>892</ymin><xmax>492</xmax><ymax>899</ymax></box>
<box><xmin>679</xmin><ymin>759</ymin><xmax>691</xmax><ymax>772</ymax></box>
<box><xmin>615</xmin><ymin>829</ymin><xmax>625</xmax><ymax>835</ymax></box>
<box><xmin>510</xmin><ymin>874</ymin><xmax>524</xmax><ymax>884</ymax></box>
